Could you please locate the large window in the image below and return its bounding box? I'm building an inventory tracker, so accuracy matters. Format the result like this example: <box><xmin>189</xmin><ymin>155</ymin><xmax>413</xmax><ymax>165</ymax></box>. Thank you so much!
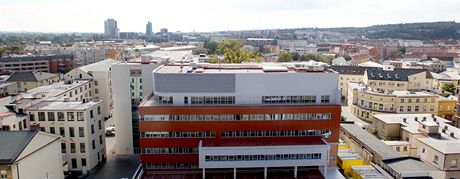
<box><xmin>220</xmin><ymin>130</ymin><xmax>332</xmax><ymax>138</ymax></box>
<box><xmin>38</xmin><ymin>112</ymin><xmax>46</xmax><ymax>121</ymax></box>
<box><xmin>143</xmin><ymin>131</ymin><xmax>216</xmax><ymax>138</ymax></box>
<box><xmin>143</xmin><ymin>113</ymin><xmax>333</xmax><ymax>121</ymax></box>
<box><xmin>155</xmin><ymin>96</ymin><xmax>173</xmax><ymax>104</ymax></box>
<box><xmin>320</xmin><ymin>95</ymin><xmax>330</xmax><ymax>103</ymax></box>
<box><xmin>67</xmin><ymin>112</ymin><xmax>75</xmax><ymax>121</ymax></box>
<box><xmin>262</xmin><ymin>96</ymin><xmax>316</xmax><ymax>104</ymax></box>
<box><xmin>142</xmin><ymin>148</ymin><xmax>198</xmax><ymax>154</ymax></box>
<box><xmin>59</xmin><ymin>127</ymin><xmax>65</xmax><ymax>137</ymax></box>
<box><xmin>70</xmin><ymin>143</ymin><xmax>76</xmax><ymax>153</ymax></box>
<box><xmin>79</xmin><ymin>127</ymin><xmax>85</xmax><ymax>137</ymax></box>
<box><xmin>57</xmin><ymin>112</ymin><xmax>65</xmax><ymax>121</ymax></box>
<box><xmin>69</xmin><ymin>127</ymin><xmax>75</xmax><ymax>137</ymax></box>
<box><xmin>204</xmin><ymin>153</ymin><xmax>322</xmax><ymax>162</ymax></box>
<box><xmin>190</xmin><ymin>96</ymin><xmax>235</xmax><ymax>105</ymax></box>
<box><xmin>61</xmin><ymin>143</ymin><xmax>66</xmax><ymax>153</ymax></box>
<box><xmin>77</xmin><ymin>112</ymin><xmax>84</xmax><ymax>121</ymax></box>
<box><xmin>80</xmin><ymin>143</ymin><xmax>86</xmax><ymax>153</ymax></box>
<box><xmin>47</xmin><ymin>112</ymin><xmax>55</xmax><ymax>121</ymax></box>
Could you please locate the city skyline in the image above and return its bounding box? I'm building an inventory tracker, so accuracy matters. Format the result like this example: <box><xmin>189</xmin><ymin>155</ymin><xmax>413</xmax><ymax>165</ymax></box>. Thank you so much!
<box><xmin>0</xmin><ymin>0</ymin><xmax>459</xmax><ymax>33</ymax></box>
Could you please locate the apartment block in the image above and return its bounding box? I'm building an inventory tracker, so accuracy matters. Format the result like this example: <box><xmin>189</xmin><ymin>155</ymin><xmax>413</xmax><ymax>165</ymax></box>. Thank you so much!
<box><xmin>0</xmin><ymin>130</ymin><xmax>63</xmax><ymax>179</ymax></box>
<box><xmin>26</xmin><ymin>100</ymin><xmax>106</xmax><ymax>173</ymax></box>
<box><xmin>0</xmin><ymin>54</ymin><xmax>74</xmax><ymax>73</ymax></box>
<box><xmin>137</xmin><ymin>62</ymin><xmax>341</xmax><ymax>178</ymax></box>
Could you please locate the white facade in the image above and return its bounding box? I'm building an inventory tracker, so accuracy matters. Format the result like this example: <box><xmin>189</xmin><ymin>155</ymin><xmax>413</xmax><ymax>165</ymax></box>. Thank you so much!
<box><xmin>199</xmin><ymin>141</ymin><xmax>330</xmax><ymax>169</ymax></box>
<box><xmin>112</xmin><ymin>62</ymin><xmax>159</xmax><ymax>154</ymax></box>
<box><xmin>26</xmin><ymin>100</ymin><xmax>106</xmax><ymax>172</ymax></box>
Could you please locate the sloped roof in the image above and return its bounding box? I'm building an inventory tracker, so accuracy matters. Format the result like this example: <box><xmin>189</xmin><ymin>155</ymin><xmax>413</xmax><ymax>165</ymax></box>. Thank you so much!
<box><xmin>366</xmin><ymin>68</ymin><xmax>432</xmax><ymax>81</ymax></box>
<box><xmin>6</xmin><ymin>72</ymin><xmax>58</xmax><ymax>82</ymax></box>
<box><xmin>0</xmin><ymin>130</ymin><xmax>37</xmax><ymax>164</ymax></box>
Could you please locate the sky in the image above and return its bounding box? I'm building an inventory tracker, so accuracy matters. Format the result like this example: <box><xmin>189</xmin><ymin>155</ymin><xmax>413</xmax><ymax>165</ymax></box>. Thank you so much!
<box><xmin>0</xmin><ymin>0</ymin><xmax>459</xmax><ymax>33</ymax></box>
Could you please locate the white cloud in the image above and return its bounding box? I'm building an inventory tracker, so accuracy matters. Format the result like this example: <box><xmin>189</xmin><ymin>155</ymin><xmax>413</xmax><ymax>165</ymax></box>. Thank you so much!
<box><xmin>0</xmin><ymin>0</ymin><xmax>459</xmax><ymax>32</ymax></box>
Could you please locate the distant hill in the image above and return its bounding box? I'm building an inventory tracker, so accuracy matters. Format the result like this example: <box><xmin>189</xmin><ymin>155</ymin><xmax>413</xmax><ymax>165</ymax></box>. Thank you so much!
<box><xmin>320</xmin><ymin>21</ymin><xmax>460</xmax><ymax>40</ymax></box>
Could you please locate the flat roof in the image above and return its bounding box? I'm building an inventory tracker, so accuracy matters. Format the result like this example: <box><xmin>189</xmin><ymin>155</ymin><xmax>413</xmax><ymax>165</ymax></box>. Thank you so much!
<box><xmin>28</xmin><ymin>100</ymin><xmax>99</xmax><ymax>111</ymax></box>
<box><xmin>202</xmin><ymin>138</ymin><xmax>325</xmax><ymax>147</ymax></box>
<box><xmin>418</xmin><ymin>138</ymin><xmax>460</xmax><ymax>154</ymax></box>
<box><xmin>341</xmin><ymin>123</ymin><xmax>402</xmax><ymax>160</ymax></box>
<box><xmin>21</xmin><ymin>80</ymin><xmax>90</xmax><ymax>99</ymax></box>
<box><xmin>154</xmin><ymin>61</ymin><xmax>332</xmax><ymax>74</ymax></box>
<box><xmin>383</xmin><ymin>157</ymin><xmax>437</xmax><ymax>175</ymax></box>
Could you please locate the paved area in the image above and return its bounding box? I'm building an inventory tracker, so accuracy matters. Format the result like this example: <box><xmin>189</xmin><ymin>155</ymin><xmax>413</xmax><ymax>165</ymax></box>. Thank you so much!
<box><xmin>87</xmin><ymin>154</ymin><xmax>140</xmax><ymax>179</ymax></box>
<box><xmin>341</xmin><ymin>105</ymin><xmax>370</xmax><ymax>127</ymax></box>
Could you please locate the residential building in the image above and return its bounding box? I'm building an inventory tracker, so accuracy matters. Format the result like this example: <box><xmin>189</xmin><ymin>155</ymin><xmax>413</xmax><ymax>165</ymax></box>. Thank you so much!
<box><xmin>331</xmin><ymin>66</ymin><xmax>376</xmax><ymax>99</ymax></box>
<box><xmin>26</xmin><ymin>100</ymin><xmax>106</xmax><ymax>173</ymax></box>
<box><xmin>137</xmin><ymin>62</ymin><xmax>341</xmax><ymax>178</ymax></box>
<box><xmin>6</xmin><ymin>72</ymin><xmax>59</xmax><ymax>92</ymax></box>
<box><xmin>0</xmin><ymin>82</ymin><xmax>17</xmax><ymax>97</ymax></box>
<box><xmin>348</xmin><ymin>82</ymin><xmax>439</xmax><ymax>121</ymax></box>
<box><xmin>437</xmin><ymin>97</ymin><xmax>456</xmax><ymax>120</ymax></box>
<box><xmin>371</xmin><ymin>113</ymin><xmax>460</xmax><ymax>178</ymax></box>
<box><xmin>0</xmin><ymin>54</ymin><xmax>74</xmax><ymax>73</ymax></box>
<box><xmin>340</xmin><ymin>123</ymin><xmax>437</xmax><ymax>179</ymax></box>
<box><xmin>363</xmin><ymin>67</ymin><xmax>434</xmax><ymax>91</ymax></box>
<box><xmin>65</xmin><ymin>59</ymin><xmax>117</xmax><ymax>119</ymax></box>
<box><xmin>104</xmin><ymin>19</ymin><xmax>119</xmax><ymax>39</ymax></box>
<box><xmin>0</xmin><ymin>130</ymin><xmax>63</xmax><ymax>179</ymax></box>
<box><xmin>0</xmin><ymin>112</ymin><xmax>27</xmax><ymax>131</ymax></box>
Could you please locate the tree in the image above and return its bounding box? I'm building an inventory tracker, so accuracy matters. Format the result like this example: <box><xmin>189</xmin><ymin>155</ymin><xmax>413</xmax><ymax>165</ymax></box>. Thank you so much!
<box><xmin>442</xmin><ymin>83</ymin><xmax>456</xmax><ymax>93</ymax></box>
<box><xmin>299</xmin><ymin>54</ymin><xmax>307</xmax><ymax>61</ymax></box>
<box><xmin>217</xmin><ymin>39</ymin><xmax>243</xmax><ymax>63</ymax></box>
<box><xmin>205</xmin><ymin>41</ymin><xmax>219</xmax><ymax>54</ymax></box>
<box><xmin>291</xmin><ymin>52</ymin><xmax>300</xmax><ymax>61</ymax></box>
<box><xmin>278</xmin><ymin>51</ymin><xmax>293</xmax><ymax>62</ymax></box>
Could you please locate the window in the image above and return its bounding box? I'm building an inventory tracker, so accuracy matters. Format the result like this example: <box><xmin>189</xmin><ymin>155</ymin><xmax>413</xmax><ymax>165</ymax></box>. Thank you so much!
<box><xmin>94</xmin><ymin>80</ymin><xmax>98</xmax><ymax>86</ymax></box>
<box><xmin>49</xmin><ymin>127</ymin><xmax>55</xmax><ymax>134</ymax></box>
<box><xmin>81</xmin><ymin>159</ymin><xmax>87</xmax><ymax>167</ymax></box>
<box><xmin>321</xmin><ymin>95</ymin><xmax>330</xmax><ymax>103</ymax></box>
<box><xmin>77</xmin><ymin>112</ymin><xmax>84</xmax><ymax>121</ymax></box>
<box><xmin>47</xmin><ymin>112</ymin><xmax>55</xmax><ymax>121</ymax></box>
<box><xmin>95</xmin><ymin>88</ymin><xmax>99</xmax><ymax>94</ymax></box>
<box><xmin>98</xmin><ymin>120</ymin><xmax>102</xmax><ymax>129</ymax></box>
<box><xmin>38</xmin><ymin>112</ymin><xmax>46</xmax><ymax>121</ymax></box>
<box><xmin>451</xmin><ymin>159</ymin><xmax>458</xmax><ymax>167</ymax></box>
<box><xmin>61</xmin><ymin>143</ymin><xmax>66</xmax><ymax>153</ymax></box>
<box><xmin>80</xmin><ymin>143</ymin><xmax>86</xmax><ymax>153</ymax></box>
<box><xmin>67</xmin><ymin>112</ymin><xmax>75</xmax><ymax>121</ymax></box>
<box><xmin>91</xmin><ymin>124</ymin><xmax>95</xmax><ymax>134</ymax></box>
<box><xmin>1</xmin><ymin>171</ymin><xmax>6</xmax><ymax>179</ymax></box>
<box><xmin>415</xmin><ymin>106</ymin><xmax>419</xmax><ymax>112</ymax></box>
<box><xmin>57</xmin><ymin>112</ymin><xmax>65</xmax><ymax>121</ymax></box>
<box><xmin>408</xmin><ymin>99</ymin><xmax>412</xmax><ymax>103</ymax></box>
<box><xmin>416</xmin><ymin>99</ymin><xmax>420</xmax><ymax>103</ymax></box>
<box><xmin>29</xmin><ymin>113</ymin><xmax>35</xmax><ymax>121</ymax></box>
<box><xmin>407</xmin><ymin>106</ymin><xmax>412</xmax><ymax>112</ymax></box>
<box><xmin>59</xmin><ymin>127</ymin><xmax>65</xmax><ymax>137</ymax></box>
<box><xmin>69</xmin><ymin>127</ymin><xmax>75</xmax><ymax>137</ymax></box>
<box><xmin>71</xmin><ymin>158</ymin><xmax>77</xmax><ymax>168</ymax></box>
<box><xmin>70</xmin><ymin>143</ymin><xmax>76</xmax><ymax>153</ymax></box>
<box><xmin>184</xmin><ymin>97</ymin><xmax>188</xmax><ymax>104</ymax></box>
<box><xmin>92</xmin><ymin>140</ymin><xmax>96</xmax><ymax>149</ymax></box>
<box><xmin>97</xmin><ymin>106</ymin><xmax>101</xmax><ymax>115</ymax></box>
<box><xmin>90</xmin><ymin>110</ymin><xmax>94</xmax><ymax>118</ymax></box>
<box><xmin>403</xmin><ymin>146</ymin><xmax>407</xmax><ymax>151</ymax></box>
<box><xmin>422</xmin><ymin>148</ymin><xmax>426</xmax><ymax>153</ymax></box>
<box><xmin>400</xmin><ymin>106</ymin><xmax>404</xmax><ymax>112</ymax></box>
<box><xmin>99</xmin><ymin>135</ymin><xmax>103</xmax><ymax>144</ymax></box>
<box><xmin>79</xmin><ymin>127</ymin><xmax>85</xmax><ymax>137</ymax></box>
<box><xmin>434</xmin><ymin>155</ymin><xmax>439</xmax><ymax>164</ymax></box>
<box><xmin>40</xmin><ymin>127</ymin><xmax>45</xmax><ymax>132</ymax></box>
<box><xmin>396</xmin><ymin>147</ymin><xmax>400</xmax><ymax>152</ymax></box>
<box><xmin>400</xmin><ymin>99</ymin><xmax>404</xmax><ymax>103</ymax></box>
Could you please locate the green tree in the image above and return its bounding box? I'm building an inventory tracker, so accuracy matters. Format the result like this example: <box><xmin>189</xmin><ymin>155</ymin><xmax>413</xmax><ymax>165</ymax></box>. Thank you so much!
<box><xmin>291</xmin><ymin>52</ymin><xmax>300</xmax><ymax>61</ymax></box>
<box><xmin>217</xmin><ymin>39</ymin><xmax>243</xmax><ymax>63</ymax></box>
<box><xmin>278</xmin><ymin>51</ymin><xmax>293</xmax><ymax>62</ymax></box>
<box><xmin>442</xmin><ymin>83</ymin><xmax>456</xmax><ymax>93</ymax></box>
<box><xmin>209</xmin><ymin>55</ymin><xmax>219</xmax><ymax>63</ymax></box>
<box><xmin>205</xmin><ymin>41</ymin><xmax>219</xmax><ymax>54</ymax></box>
<box><xmin>299</xmin><ymin>54</ymin><xmax>307</xmax><ymax>61</ymax></box>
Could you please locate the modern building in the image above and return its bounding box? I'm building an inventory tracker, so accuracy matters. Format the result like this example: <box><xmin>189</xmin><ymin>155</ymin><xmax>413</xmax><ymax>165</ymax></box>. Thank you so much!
<box><xmin>0</xmin><ymin>54</ymin><xmax>74</xmax><ymax>73</ymax></box>
<box><xmin>146</xmin><ymin>21</ymin><xmax>153</xmax><ymax>37</ymax></box>
<box><xmin>112</xmin><ymin>62</ymin><xmax>159</xmax><ymax>155</ymax></box>
<box><xmin>104</xmin><ymin>19</ymin><xmax>119</xmax><ymax>39</ymax></box>
<box><xmin>137</xmin><ymin>62</ymin><xmax>341</xmax><ymax>178</ymax></box>
<box><xmin>6</xmin><ymin>71</ymin><xmax>59</xmax><ymax>92</ymax></box>
<box><xmin>26</xmin><ymin>100</ymin><xmax>106</xmax><ymax>173</ymax></box>
<box><xmin>66</xmin><ymin>59</ymin><xmax>117</xmax><ymax>119</ymax></box>
<box><xmin>160</xmin><ymin>28</ymin><xmax>168</xmax><ymax>34</ymax></box>
<box><xmin>0</xmin><ymin>130</ymin><xmax>63</xmax><ymax>179</ymax></box>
